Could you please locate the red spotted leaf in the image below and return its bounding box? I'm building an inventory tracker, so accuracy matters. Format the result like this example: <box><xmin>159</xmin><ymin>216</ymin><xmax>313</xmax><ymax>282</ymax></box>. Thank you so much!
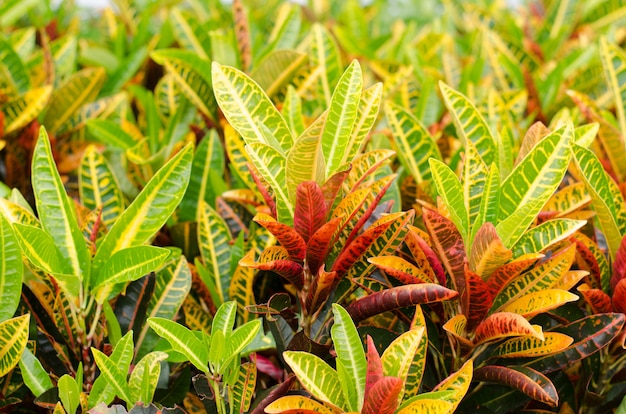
<box><xmin>240</xmin><ymin>247</ymin><xmax>304</xmax><ymax>289</ymax></box>
<box><xmin>254</xmin><ymin>213</ymin><xmax>306</xmax><ymax>261</ymax></box>
<box><xmin>294</xmin><ymin>181</ymin><xmax>328</xmax><ymax>243</ymax></box>
<box><xmin>474</xmin><ymin>312</ymin><xmax>543</xmax><ymax>345</ymax></box>
<box><xmin>365</xmin><ymin>335</ymin><xmax>383</xmax><ymax>392</ymax></box>
<box><xmin>465</xmin><ymin>266</ymin><xmax>493</xmax><ymax>331</ymax></box>
<box><xmin>572</xmin><ymin>232</ymin><xmax>609</xmax><ymax>291</ymax></box>
<box><xmin>423</xmin><ymin>207</ymin><xmax>467</xmax><ymax>300</ymax></box>
<box><xmin>613</xmin><ymin>279</ymin><xmax>626</xmax><ymax>313</ymax></box>
<box><xmin>486</xmin><ymin>253</ymin><xmax>542</xmax><ymax>297</ymax></box>
<box><xmin>306</xmin><ymin>216</ymin><xmax>344</xmax><ymax>275</ymax></box>
<box><xmin>362</xmin><ymin>376</ymin><xmax>403</xmax><ymax>414</ymax></box>
<box><xmin>473</xmin><ymin>365</ymin><xmax>558</xmax><ymax>407</ymax></box>
<box><xmin>528</xmin><ymin>313</ymin><xmax>625</xmax><ymax>373</ymax></box>
<box><xmin>577</xmin><ymin>286</ymin><xmax>612</xmax><ymax>314</ymax></box>
<box><xmin>611</xmin><ymin>236</ymin><xmax>626</xmax><ymax>291</ymax></box>
<box><xmin>345</xmin><ymin>283</ymin><xmax>459</xmax><ymax>324</ymax></box>
<box><xmin>405</xmin><ymin>225</ymin><xmax>446</xmax><ymax>285</ymax></box>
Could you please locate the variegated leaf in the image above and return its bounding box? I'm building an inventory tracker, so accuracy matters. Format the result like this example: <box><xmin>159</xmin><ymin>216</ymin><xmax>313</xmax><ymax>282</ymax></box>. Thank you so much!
<box><xmin>239</xmin><ymin>248</ymin><xmax>303</xmax><ymax>289</ymax></box>
<box><xmin>344</xmin><ymin>83</ymin><xmax>383</xmax><ymax>164</ymax></box>
<box><xmin>254</xmin><ymin>213</ymin><xmax>306</xmax><ymax>261</ymax></box>
<box><xmin>251</xmin><ymin>50</ymin><xmax>307</xmax><ymax>98</ymax></box>
<box><xmin>343</xmin><ymin>149</ymin><xmax>395</xmax><ymax>193</ymax></box>
<box><xmin>0</xmin><ymin>314</ymin><xmax>29</xmax><ymax>377</ymax></box>
<box><xmin>500</xmin><ymin>289</ymin><xmax>579</xmax><ymax>318</ymax></box>
<box><xmin>2</xmin><ymin>86</ymin><xmax>51</xmax><ymax>134</ymax></box>
<box><xmin>0</xmin><ymin>213</ymin><xmax>22</xmax><ymax>322</ymax></box>
<box><xmin>474</xmin><ymin>312</ymin><xmax>544</xmax><ymax>345</ymax></box>
<box><xmin>265</xmin><ymin>395</ymin><xmax>338</xmax><ymax>414</ymax></box>
<box><xmin>432</xmin><ymin>359</ymin><xmax>473</xmax><ymax>411</ymax></box>
<box><xmin>543</xmin><ymin>182</ymin><xmax>591</xmax><ymax>216</ymax></box>
<box><xmin>429</xmin><ymin>158</ymin><xmax>469</xmax><ymax>241</ymax></box>
<box><xmin>473</xmin><ymin>365</ymin><xmax>558</xmax><ymax>406</ymax></box>
<box><xmin>381</xmin><ymin>326</ymin><xmax>425</xmax><ymax>384</ymax></box>
<box><xmin>294</xmin><ymin>181</ymin><xmax>327</xmax><ymax>243</ymax></box>
<box><xmin>368</xmin><ymin>256</ymin><xmax>433</xmax><ymax>284</ymax></box>
<box><xmin>230</xmin><ymin>361</ymin><xmax>257</xmax><ymax>413</ymax></box>
<box><xmin>286</xmin><ymin>118</ymin><xmax>326</xmax><ymax>201</ymax></box>
<box><xmin>511</xmin><ymin>219</ymin><xmax>586</xmax><ymax>258</ymax></box>
<box><xmin>469</xmin><ymin>222</ymin><xmax>512</xmax><ymax>280</ymax></box>
<box><xmin>492</xmin><ymin>332</ymin><xmax>574</xmax><ymax>358</ymax></box>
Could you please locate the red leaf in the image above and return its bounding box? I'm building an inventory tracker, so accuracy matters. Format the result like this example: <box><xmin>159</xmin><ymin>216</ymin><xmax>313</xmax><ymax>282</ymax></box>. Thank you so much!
<box><xmin>254</xmin><ymin>213</ymin><xmax>306</xmax><ymax>262</ymax></box>
<box><xmin>465</xmin><ymin>266</ymin><xmax>493</xmax><ymax>331</ymax></box>
<box><xmin>362</xmin><ymin>376</ymin><xmax>403</xmax><ymax>414</ymax></box>
<box><xmin>305</xmin><ymin>266</ymin><xmax>337</xmax><ymax>315</ymax></box>
<box><xmin>486</xmin><ymin>253</ymin><xmax>542</xmax><ymax>297</ymax></box>
<box><xmin>368</xmin><ymin>256</ymin><xmax>431</xmax><ymax>284</ymax></box>
<box><xmin>249</xmin><ymin>375</ymin><xmax>297</xmax><ymax>414</ymax></box>
<box><xmin>473</xmin><ymin>312</ymin><xmax>542</xmax><ymax>345</ymax></box>
<box><xmin>365</xmin><ymin>335</ymin><xmax>383</xmax><ymax>392</ymax></box>
<box><xmin>294</xmin><ymin>181</ymin><xmax>328</xmax><ymax>243</ymax></box>
<box><xmin>422</xmin><ymin>207</ymin><xmax>467</xmax><ymax>305</ymax></box>
<box><xmin>248</xmin><ymin>162</ymin><xmax>276</xmax><ymax>219</ymax></box>
<box><xmin>345</xmin><ymin>283</ymin><xmax>459</xmax><ymax>324</ymax></box>
<box><xmin>572</xmin><ymin>233</ymin><xmax>604</xmax><ymax>290</ymax></box>
<box><xmin>611</xmin><ymin>236</ymin><xmax>626</xmax><ymax>292</ymax></box>
<box><xmin>321</xmin><ymin>167</ymin><xmax>350</xmax><ymax>212</ymax></box>
<box><xmin>306</xmin><ymin>216</ymin><xmax>344</xmax><ymax>275</ymax></box>
<box><xmin>473</xmin><ymin>365</ymin><xmax>558</xmax><ymax>407</ymax></box>
<box><xmin>577</xmin><ymin>287</ymin><xmax>612</xmax><ymax>314</ymax></box>
<box><xmin>405</xmin><ymin>225</ymin><xmax>446</xmax><ymax>285</ymax></box>
<box><xmin>239</xmin><ymin>248</ymin><xmax>304</xmax><ymax>289</ymax></box>
<box><xmin>613</xmin><ymin>279</ymin><xmax>626</xmax><ymax>313</ymax></box>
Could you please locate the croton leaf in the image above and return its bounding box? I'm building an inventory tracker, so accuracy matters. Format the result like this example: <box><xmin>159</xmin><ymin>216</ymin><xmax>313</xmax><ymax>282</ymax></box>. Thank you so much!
<box><xmin>306</xmin><ymin>216</ymin><xmax>344</xmax><ymax>276</ymax></box>
<box><xmin>368</xmin><ymin>256</ymin><xmax>432</xmax><ymax>284</ymax></box>
<box><xmin>432</xmin><ymin>359</ymin><xmax>474</xmax><ymax>412</ymax></box>
<box><xmin>345</xmin><ymin>283</ymin><xmax>458</xmax><ymax>324</ymax></box>
<box><xmin>469</xmin><ymin>222</ymin><xmax>512</xmax><ymax>280</ymax></box>
<box><xmin>362</xmin><ymin>376</ymin><xmax>403</xmax><ymax>414</ymax></box>
<box><xmin>486</xmin><ymin>253</ymin><xmax>542</xmax><ymax>297</ymax></box>
<box><xmin>464</xmin><ymin>267</ymin><xmax>493</xmax><ymax>331</ymax></box>
<box><xmin>499</xmin><ymin>289</ymin><xmax>579</xmax><ymax>319</ymax></box>
<box><xmin>305</xmin><ymin>266</ymin><xmax>337</xmax><ymax>315</ymax></box>
<box><xmin>381</xmin><ymin>326</ymin><xmax>425</xmax><ymax>385</ymax></box>
<box><xmin>511</xmin><ymin>218</ymin><xmax>585</xmax><ymax>259</ymax></box>
<box><xmin>365</xmin><ymin>336</ymin><xmax>383</xmax><ymax>392</ymax></box>
<box><xmin>294</xmin><ymin>181</ymin><xmax>328</xmax><ymax>243</ymax></box>
<box><xmin>611</xmin><ymin>235</ymin><xmax>626</xmax><ymax>292</ymax></box>
<box><xmin>577</xmin><ymin>285</ymin><xmax>612</xmax><ymax>313</ymax></box>
<box><xmin>0</xmin><ymin>314</ymin><xmax>29</xmax><ymax>377</ymax></box>
<box><xmin>527</xmin><ymin>313</ymin><xmax>625</xmax><ymax>373</ymax></box>
<box><xmin>264</xmin><ymin>395</ymin><xmax>337</xmax><ymax>414</ymax></box>
<box><xmin>573</xmin><ymin>232</ymin><xmax>610</xmax><ymax>292</ymax></box>
<box><xmin>239</xmin><ymin>247</ymin><xmax>304</xmax><ymax>289</ymax></box>
<box><xmin>404</xmin><ymin>225</ymin><xmax>445</xmax><ymax>285</ymax></box>
<box><xmin>613</xmin><ymin>279</ymin><xmax>626</xmax><ymax>313</ymax></box>
<box><xmin>491</xmin><ymin>332</ymin><xmax>574</xmax><ymax>358</ymax></box>
<box><xmin>286</xmin><ymin>115</ymin><xmax>326</xmax><ymax>201</ymax></box>
<box><xmin>473</xmin><ymin>365</ymin><xmax>558</xmax><ymax>406</ymax></box>
<box><xmin>254</xmin><ymin>213</ymin><xmax>306</xmax><ymax>262</ymax></box>
<box><xmin>423</xmin><ymin>207</ymin><xmax>467</xmax><ymax>305</ymax></box>
<box><xmin>0</xmin><ymin>213</ymin><xmax>23</xmax><ymax>322</ymax></box>
<box><xmin>474</xmin><ymin>312</ymin><xmax>544</xmax><ymax>345</ymax></box>
<box><xmin>343</xmin><ymin>149</ymin><xmax>395</xmax><ymax>193</ymax></box>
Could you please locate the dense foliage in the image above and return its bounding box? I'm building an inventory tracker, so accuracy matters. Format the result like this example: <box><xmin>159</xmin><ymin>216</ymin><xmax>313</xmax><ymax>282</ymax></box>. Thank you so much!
<box><xmin>1</xmin><ymin>0</ymin><xmax>626</xmax><ymax>412</ymax></box>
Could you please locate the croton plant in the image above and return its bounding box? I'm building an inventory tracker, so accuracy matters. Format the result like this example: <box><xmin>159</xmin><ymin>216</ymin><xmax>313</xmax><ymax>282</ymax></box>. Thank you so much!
<box><xmin>1</xmin><ymin>0</ymin><xmax>626</xmax><ymax>413</ymax></box>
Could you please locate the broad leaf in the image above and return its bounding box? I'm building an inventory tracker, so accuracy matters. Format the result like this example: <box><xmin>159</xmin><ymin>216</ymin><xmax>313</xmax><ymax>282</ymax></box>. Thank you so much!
<box><xmin>433</xmin><ymin>359</ymin><xmax>474</xmax><ymax>411</ymax></box>
<box><xmin>430</xmin><ymin>158</ymin><xmax>469</xmax><ymax>241</ymax></box>
<box><xmin>492</xmin><ymin>332</ymin><xmax>573</xmax><ymax>358</ymax></box>
<box><xmin>0</xmin><ymin>314</ymin><xmax>29</xmax><ymax>377</ymax></box>
<box><xmin>473</xmin><ymin>365</ymin><xmax>558</xmax><ymax>406</ymax></box>
<box><xmin>511</xmin><ymin>218</ymin><xmax>586</xmax><ymax>258</ymax></box>
<box><xmin>474</xmin><ymin>312</ymin><xmax>544</xmax><ymax>345</ymax></box>
<box><xmin>19</xmin><ymin>347</ymin><xmax>53</xmax><ymax>397</ymax></box>
<box><xmin>265</xmin><ymin>395</ymin><xmax>337</xmax><ymax>414</ymax></box>
<box><xmin>128</xmin><ymin>351</ymin><xmax>168</xmax><ymax>404</ymax></box>
<box><xmin>91</xmin><ymin>348</ymin><xmax>132</xmax><ymax>404</ymax></box>
<box><xmin>147</xmin><ymin>317</ymin><xmax>208</xmax><ymax>372</ymax></box>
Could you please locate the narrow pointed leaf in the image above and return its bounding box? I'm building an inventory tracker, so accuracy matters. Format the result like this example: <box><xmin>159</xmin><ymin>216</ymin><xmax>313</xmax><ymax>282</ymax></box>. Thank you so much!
<box><xmin>91</xmin><ymin>348</ymin><xmax>132</xmax><ymax>404</ymax></box>
<box><xmin>368</xmin><ymin>256</ymin><xmax>432</xmax><ymax>284</ymax></box>
<box><xmin>147</xmin><ymin>317</ymin><xmax>208</xmax><ymax>372</ymax></box>
<box><xmin>474</xmin><ymin>312</ymin><xmax>544</xmax><ymax>345</ymax></box>
<box><xmin>473</xmin><ymin>365</ymin><xmax>558</xmax><ymax>406</ymax></box>
<box><xmin>346</xmin><ymin>284</ymin><xmax>458</xmax><ymax>324</ymax></box>
<box><xmin>254</xmin><ymin>213</ymin><xmax>306</xmax><ymax>261</ymax></box>
<box><xmin>429</xmin><ymin>158</ymin><xmax>469</xmax><ymax>241</ymax></box>
<box><xmin>0</xmin><ymin>213</ymin><xmax>22</xmax><ymax>322</ymax></box>
<box><xmin>239</xmin><ymin>248</ymin><xmax>303</xmax><ymax>289</ymax></box>
<box><xmin>362</xmin><ymin>377</ymin><xmax>403</xmax><ymax>414</ymax></box>
<box><xmin>286</xmin><ymin>122</ymin><xmax>326</xmax><ymax>200</ymax></box>
<box><xmin>433</xmin><ymin>359</ymin><xmax>474</xmax><ymax>411</ymax></box>
<box><xmin>231</xmin><ymin>361</ymin><xmax>257</xmax><ymax>413</ymax></box>
<box><xmin>381</xmin><ymin>326</ymin><xmax>425</xmax><ymax>382</ymax></box>
<box><xmin>344</xmin><ymin>83</ymin><xmax>383</xmax><ymax>164</ymax></box>
<box><xmin>492</xmin><ymin>332</ymin><xmax>574</xmax><ymax>358</ymax></box>
<box><xmin>500</xmin><ymin>289</ymin><xmax>579</xmax><ymax>318</ymax></box>
<box><xmin>511</xmin><ymin>219</ymin><xmax>586</xmax><ymax>258</ymax></box>
<box><xmin>294</xmin><ymin>181</ymin><xmax>327</xmax><ymax>243</ymax></box>
<box><xmin>198</xmin><ymin>201</ymin><xmax>232</xmax><ymax>303</ymax></box>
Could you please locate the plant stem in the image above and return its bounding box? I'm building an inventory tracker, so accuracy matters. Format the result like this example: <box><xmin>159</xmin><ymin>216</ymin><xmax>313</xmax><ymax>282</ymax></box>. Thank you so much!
<box><xmin>208</xmin><ymin>376</ymin><xmax>227</xmax><ymax>414</ymax></box>
<box><xmin>86</xmin><ymin>303</ymin><xmax>102</xmax><ymax>342</ymax></box>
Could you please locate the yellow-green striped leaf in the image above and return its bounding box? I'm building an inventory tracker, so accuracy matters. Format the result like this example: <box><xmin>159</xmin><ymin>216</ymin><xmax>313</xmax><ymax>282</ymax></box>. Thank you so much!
<box><xmin>230</xmin><ymin>361</ymin><xmax>257</xmax><ymax>413</ymax></box>
<box><xmin>511</xmin><ymin>218</ymin><xmax>586</xmax><ymax>258</ymax></box>
<box><xmin>2</xmin><ymin>86</ymin><xmax>52</xmax><ymax>135</ymax></box>
<box><xmin>0</xmin><ymin>314</ymin><xmax>29</xmax><ymax>377</ymax></box>
<box><xmin>198</xmin><ymin>201</ymin><xmax>232</xmax><ymax>304</ymax></box>
<box><xmin>86</xmin><ymin>119</ymin><xmax>137</xmax><ymax>150</ymax></box>
<box><xmin>298</xmin><ymin>23</ymin><xmax>342</xmax><ymax>105</ymax></box>
<box><xmin>0</xmin><ymin>213</ymin><xmax>22</xmax><ymax>322</ymax></box>
<box><xmin>283</xmin><ymin>351</ymin><xmax>345</xmax><ymax>409</ymax></box>
<box><xmin>433</xmin><ymin>360</ymin><xmax>473</xmax><ymax>412</ymax></box>
<box><xmin>128</xmin><ymin>351</ymin><xmax>168</xmax><ymax>404</ymax></box>
<box><xmin>251</xmin><ymin>50</ymin><xmax>307</xmax><ymax>98</ymax></box>
<box><xmin>440</xmin><ymin>81</ymin><xmax>497</xmax><ymax>166</ymax></box>
<box><xmin>384</xmin><ymin>101</ymin><xmax>441</xmax><ymax>183</ymax></box>
<box><xmin>571</xmin><ymin>143</ymin><xmax>626</xmax><ymax>261</ymax></box>
<box><xmin>92</xmin><ymin>144</ymin><xmax>192</xmax><ymax>273</ymax></box>
<box><xmin>0</xmin><ymin>37</ymin><xmax>30</xmax><ymax>97</ymax></box>
<box><xmin>430</xmin><ymin>158</ymin><xmax>469</xmax><ymax>241</ymax></box>
<box><xmin>147</xmin><ymin>317</ymin><xmax>208</xmax><ymax>372</ymax></box>
<box><xmin>266</xmin><ymin>395</ymin><xmax>337</xmax><ymax>414</ymax></box>
<box><xmin>600</xmin><ymin>37</ymin><xmax>626</xmax><ymax>139</ymax></box>
<box><xmin>381</xmin><ymin>326</ymin><xmax>425</xmax><ymax>385</ymax></box>
<box><xmin>43</xmin><ymin>67</ymin><xmax>105</xmax><ymax>134</ymax></box>
<box><xmin>32</xmin><ymin>128</ymin><xmax>90</xmax><ymax>285</ymax></box>
<box><xmin>397</xmin><ymin>399</ymin><xmax>454</xmax><ymax>414</ymax></box>
<box><xmin>500</xmin><ymin>289</ymin><xmax>579</xmax><ymax>318</ymax></box>
<box><xmin>322</xmin><ymin>60</ymin><xmax>362</xmax><ymax>177</ymax></box>
<box><xmin>344</xmin><ymin>83</ymin><xmax>383</xmax><ymax>165</ymax></box>
<box><xmin>91</xmin><ymin>348</ymin><xmax>131</xmax><ymax>404</ymax></box>
<box><xmin>492</xmin><ymin>332</ymin><xmax>573</xmax><ymax>358</ymax></box>
<box><xmin>19</xmin><ymin>347</ymin><xmax>53</xmax><ymax>397</ymax></box>
<box><xmin>79</xmin><ymin>145</ymin><xmax>125</xmax><ymax>229</ymax></box>
<box><xmin>228</xmin><ymin>265</ymin><xmax>255</xmax><ymax>324</ymax></box>
<box><xmin>212</xmin><ymin>62</ymin><xmax>293</xmax><ymax>152</ymax></box>
<box><xmin>170</xmin><ymin>8</ymin><xmax>211</xmax><ymax>59</ymax></box>
<box><xmin>286</xmin><ymin>114</ymin><xmax>326</xmax><ymax>200</ymax></box>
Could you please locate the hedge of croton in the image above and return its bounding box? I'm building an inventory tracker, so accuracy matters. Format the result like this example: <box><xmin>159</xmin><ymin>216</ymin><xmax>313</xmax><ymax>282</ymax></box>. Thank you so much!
<box><xmin>1</xmin><ymin>0</ymin><xmax>626</xmax><ymax>413</ymax></box>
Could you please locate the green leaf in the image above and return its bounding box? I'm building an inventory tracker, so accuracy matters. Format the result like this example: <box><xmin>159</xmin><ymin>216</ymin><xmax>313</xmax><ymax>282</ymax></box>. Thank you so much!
<box><xmin>0</xmin><ymin>314</ymin><xmax>28</xmax><ymax>377</ymax></box>
<box><xmin>147</xmin><ymin>317</ymin><xmax>209</xmax><ymax>372</ymax></box>
<box><xmin>246</xmin><ymin>143</ymin><xmax>294</xmax><ymax>225</ymax></box>
<box><xmin>92</xmin><ymin>246</ymin><xmax>170</xmax><ymax>302</ymax></box>
<box><xmin>251</xmin><ymin>50</ymin><xmax>308</xmax><ymax>98</ymax></box>
<box><xmin>151</xmin><ymin>49</ymin><xmax>216</xmax><ymax>121</ymax></box>
<box><xmin>286</xmin><ymin>115</ymin><xmax>326</xmax><ymax>200</ymax></box>
<box><xmin>299</xmin><ymin>23</ymin><xmax>342</xmax><ymax>105</ymax></box>
<box><xmin>58</xmin><ymin>374</ymin><xmax>81</xmax><ymax>414</ymax></box>
<box><xmin>0</xmin><ymin>213</ymin><xmax>22</xmax><ymax>322</ymax></box>
<box><xmin>211</xmin><ymin>300</ymin><xmax>237</xmax><ymax>338</ymax></box>
<box><xmin>322</xmin><ymin>60</ymin><xmax>363</xmax><ymax>177</ymax></box>
<box><xmin>13</xmin><ymin>223</ymin><xmax>68</xmax><ymax>279</ymax></box>
<box><xmin>179</xmin><ymin>130</ymin><xmax>226</xmax><ymax>222</ymax></box>
<box><xmin>331</xmin><ymin>304</ymin><xmax>367</xmax><ymax>412</ymax></box>
<box><xmin>571</xmin><ymin>143</ymin><xmax>626</xmax><ymax>260</ymax></box>
<box><xmin>384</xmin><ymin>101</ymin><xmax>441</xmax><ymax>183</ymax></box>
<box><xmin>2</xmin><ymin>86</ymin><xmax>52</xmax><ymax>134</ymax></box>
<box><xmin>92</xmin><ymin>144</ymin><xmax>193</xmax><ymax>273</ymax></box>
<box><xmin>381</xmin><ymin>327</ymin><xmax>425</xmax><ymax>383</ymax></box>
<box><xmin>511</xmin><ymin>219</ymin><xmax>586</xmax><ymax>258</ymax></box>
<box><xmin>19</xmin><ymin>347</ymin><xmax>53</xmax><ymax>397</ymax></box>
<box><xmin>283</xmin><ymin>351</ymin><xmax>345</xmax><ymax>409</ymax></box>
<box><xmin>600</xmin><ymin>37</ymin><xmax>626</xmax><ymax>138</ymax></box>
<box><xmin>283</xmin><ymin>85</ymin><xmax>305</xmax><ymax>136</ymax></box>
<box><xmin>91</xmin><ymin>348</ymin><xmax>132</xmax><ymax>404</ymax></box>
<box><xmin>344</xmin><ymin>83</ymin><xmax>383</xmax><ymax>165</ymax></box>
<box><xmin>0</xmin><ymin>37</ymin><xmax>30</xmax><ymax>96</ymax></box>
<box><xmin>43</xmin><ymin>67</ymin><xmax>105</xmax><ymax>134</ymax></box>
<box><xmin>429</xmin><ymin>158</ymin><xmax>469</xmax><ymax>242</ymax></box>
<box><xmin>228</xmin><ymin>319</ymin><xmax>262</xmax><ymax>358</ymax></box>
<box><xmin>79</xmin><ymin>145</ymin><xmax>125</xmax><ymax>229</ymax></box>
<box><xmin>89</xmin><ymin>331</ymin><xmax>135</xmax><ymax>408</ymax></box>
<box><xmin>32</xmin><ymin>127</ymin><xmax>90</xmax><ymax>285</ymax></box>
<box><xmin>86</xmin><ymin>119</ymin><xmax>137</xmax><ymax>150</ymax></box>
<box><xmin>135</xmin><ymin>255</ymin><xmax>191</xmax><ymax>358</ymax></box>
<box><xmin>169</xmin><ymin>8</ymin><xmax>211</xmax><ymax>59</ymax></box>
<box><xmin>0</xmin><ymin>0</ymin><xmax>38</xmax><ymax>26</ymax></box>
<box><xmin>230</xmin><ymin>361</ymin><xmax>256</xmax><ymax>414</ymax></box>
<box><xmin>128</xmin><ymin>351</ymin><xmax>168</xmax><ymax>404</ymax></box>
<box><xmin>212</xmin><ymin>62</ymin><xmax>293</xmax><ymax>152</ymax></box>
<box><xmin>440</xmin><ymin>81</ymin><xmax>498</xmax><ymax>166</ymax></box>
<box><xmin>197</xmin><ymin>201</ymin><xmax>232</xmax><ymax>303</ymax></box>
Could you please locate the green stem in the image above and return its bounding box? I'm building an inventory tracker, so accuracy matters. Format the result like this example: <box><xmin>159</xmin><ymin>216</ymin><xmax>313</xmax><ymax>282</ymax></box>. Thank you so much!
<box><xmin>208</xmin><ymin>376</ymin><xmax>227</xmax><ymax>414</ymax></box>
<box><xmin>86</xmin><ymin>303</ymin><xmax>103</xmax><ymax>342</ymax></box>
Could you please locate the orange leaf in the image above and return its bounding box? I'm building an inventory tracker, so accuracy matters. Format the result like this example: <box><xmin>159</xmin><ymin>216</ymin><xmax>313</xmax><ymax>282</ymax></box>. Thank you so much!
<box><xmin>613</xmin><ymin>279</ymin><xmax>626</xmax><ymax>313</ymax></box>
<box><xmin>577</xmin><ymin>285</ymin><xmax>612</xmax><ymax>313</ymax></box>
<box><xmin>469</xmin><ymin>222</ymin><xmax>512</xmax><ymax>280</ymax></box>
<box><xmin>254</xmin><ymin>213</ymin><xmax>306</xmax><ymax>261</ymax></box>
<box><xmin>239</xmin><ymin>247</ymin><xmax>303</xmax><ymax>289</ymax></box>
<box><xmin>405</xmin><ymin>225</ymin><xmax>444</xmax><ymax>284</ymax></box>
<box><xmin>306</xmin><ymin>216</ymin><xmax>344</xmax><ymax>275</ymax></box>
<box><xmin>368</xmin><ymin>256</ymin><xmax>432</xmax><ymax>284</ymax></box>
<box><xmin>294</xmin><ymin>181</ymin><xmax>328</xmax><ymax>243</ymax></box>
<box><xmin>474</xmin><ymin>312</ymin><xmax>543</xmax><ymax>345</ymax></box>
